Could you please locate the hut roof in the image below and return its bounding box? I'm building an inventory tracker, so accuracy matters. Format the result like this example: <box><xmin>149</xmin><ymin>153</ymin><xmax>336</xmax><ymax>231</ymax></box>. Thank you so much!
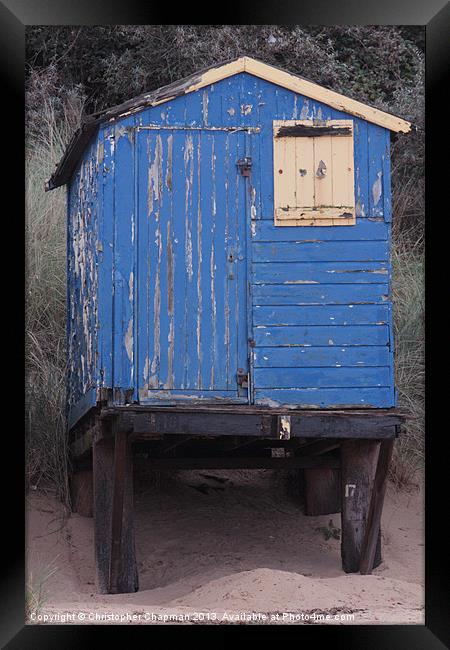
<box><xmin>46</xmin><ymin>56</ymin><xmax>411</xmax><ymax>191</ymax></box>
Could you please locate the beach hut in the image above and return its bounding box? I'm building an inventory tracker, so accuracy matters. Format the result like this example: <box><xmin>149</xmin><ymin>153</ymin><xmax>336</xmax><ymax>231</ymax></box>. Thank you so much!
<box><xmin>48</xmin><ymin>57</ymin><xmax>410</xmax><ymax>593</ymax></box>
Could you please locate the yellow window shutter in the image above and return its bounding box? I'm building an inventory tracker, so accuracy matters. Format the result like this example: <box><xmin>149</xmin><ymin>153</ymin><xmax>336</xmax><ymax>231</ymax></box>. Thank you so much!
<box><xmin>273</xmin><ymin>120</ymin><xmax>356</xmax><ymax>226</ymax></box>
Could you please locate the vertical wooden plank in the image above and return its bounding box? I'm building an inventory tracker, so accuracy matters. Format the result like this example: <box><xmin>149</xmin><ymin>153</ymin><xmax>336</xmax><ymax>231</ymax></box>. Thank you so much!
<box><xmin>283</xmin><ymin>138</ymin><xmax>297</xmax><ymax>209</ymax></box>
<box><xmin>195</xmin><ymin>132</ymin><xmax>204</xmax><ymax>389</ymax></box>
<box><xmin>331</xmin><ymin>128</ymin><xmax>354</xmax><ymax>208</ymax></box>
<box><xmin>304</xmin><ymin>468</ymin><xmax>341</xmax><ymax>516</ymax></box>
<box><xmin>185</xmin><ymin>91</ymin><xmax>206</xmax><ymax>127</ymax></box>
<box><xmin>226</xmin><ymin>132</ymin><xmax>238</xmax><ymax>389</ymax></box>
<box><xmin>109</xmin><ymin>429</ymin><xmax>138</xmax><ymax>594</ymax></box>
<box><xmin>382</xmin><ymin>128</ymin><xmax>392</xmax><ymax>222</ymax></box>
<box><xmin>313</xmin><ymin>134</ymin><xmax>333</xmax><ymax>208</ymax></box>
<box><xmin>93</xmin><ymin>436</ymin><xmax>114</xmax><ymax>593</ymax></box>
<box><xmin>212</xmin><ymin>132</ymin><xmax>228</xmax><ymax>389</ymax></box>
<box><xmin>70</xmin><ymin>469</ymin><xmax>93</xmax><ymax>517</ymax></box>
<box><xmin>340</xmin><ymin>440</ymin><xmax>381</xmax><ymax>573</ymax></box>
<box><xmin>275</xmin><ymin>86</ymin><xmax>296</xmax><ymax>121</ymax></box>
<box><xmin>272</xmin><ymin>127</ymin><xmax>284</xmax><ymax>213</ymax></box>
<box><xmin>97</xmin><ymin>126</ymin><xmax>114</xmax><ymax>390</ymax></box>
<box><xmin>368</xmin><ymin>123</ymin><xmax>385</xmax><ymax>218</ymax></box>
<box><xmin>199</xmin><ymin>131</ymin><xmax>214</xmax><ymax>389</ymax></box>
<box><xmin>184</xmin><ymin>131</ymin><xmax>200</xmax><ymax>388</ymax></box>
<box><xmin>295</xmin><ymin>135</ymin><xmax>315</xmax><ymax>208</ymax></box>
<box><xmin>360</xmin><ymin>439</ymin><xmax>394</xmax><ymax>574</ymax></box>
<box><xmin>210</xmin><ymin>135</ymin><xmax>218</xmax><ymax>387</ymax></box>
<box><xmin>113</xmin><ymin>118</ymin><xmax>136</xmax><ymax>393</ymax></box>
<box><xmin>165</xmin><ymin>93</ymin><xmax>187</xmax><ymax>126</ymax></box>
<box><xmin>170</xmin><ymin>131</ymin><xmax>187</xmax><ymax>389</ymax></box>
<box><xmin>148</xmin><ymin>133</ymin><xmax>163</xmax><ymax>389</ymax></box>
<box><xmin>137</xmin><ymin>131</ymin><xmax>153</xmax><ymax>391</ymax></box>
<box><xmin>165</xmin><ymin>133</ymin><xmax>175</xmax><ymax>389</ymax></box>
<box><xmin>236</xmin><ymin>130</ymin><xmax>250</xmax><ymax>385</ymax></box>
<box><xmin>353</xmin><ymin>118</ymin><xmax>369</xmax><ymax>218</ymax></box>
<box><xmin>155</xmin><ymin>134</ymin><xmax>170</xmax><ymax>389</ymax></box>
<box><xmin>257</xmin><ymin>78</ymin><xmax>278</xmax><ymax>219</ymax></box>
<box><xmin>221</xmin><ymin>76</ymin><xmax>242</xmax><ymax>128</ymax></box>
<box><xmin>157</xmin><ymin>133</ymin><xmax>171</xmax><ymax>388</ymax></box>
<box><xmin>240</xmin><ymin>73</ymin><xmax>259</xmax><ymax>127</ymax></box>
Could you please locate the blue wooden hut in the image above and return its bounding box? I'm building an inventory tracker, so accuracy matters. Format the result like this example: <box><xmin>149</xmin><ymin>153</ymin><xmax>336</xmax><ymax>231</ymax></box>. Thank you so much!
<box><xmin>48</xmin><ymin>57</ymin><xmax>410</xmax><ymax>593</ymax></box>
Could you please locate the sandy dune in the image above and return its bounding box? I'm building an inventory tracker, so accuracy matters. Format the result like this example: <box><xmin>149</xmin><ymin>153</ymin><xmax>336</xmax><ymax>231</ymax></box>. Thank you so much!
<box><xmin>26</xmin><ymin>469</ymin><xmax>424</xmax><ymax>625</ymax></box>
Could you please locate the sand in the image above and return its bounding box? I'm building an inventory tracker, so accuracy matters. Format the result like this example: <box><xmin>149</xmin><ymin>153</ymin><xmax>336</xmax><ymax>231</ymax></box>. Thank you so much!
<box><xmin>26</xmin><ymin>469</ymin><xmax>424</xmax><ymax>625</ymax></box>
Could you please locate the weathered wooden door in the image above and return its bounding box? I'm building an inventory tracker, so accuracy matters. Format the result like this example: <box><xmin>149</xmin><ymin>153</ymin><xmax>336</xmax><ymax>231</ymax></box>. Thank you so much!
<box><xmin>137</xmin><ymin>127</ymin><xmax>250</xmax><ymax>403</ymax></box>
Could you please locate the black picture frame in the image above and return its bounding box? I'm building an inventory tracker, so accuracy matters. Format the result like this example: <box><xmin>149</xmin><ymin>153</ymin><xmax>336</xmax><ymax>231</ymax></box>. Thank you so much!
<box><xmin>6</xmin><ymin>2</ymin><xmax>448</xmax><ymax>647</ymax></box>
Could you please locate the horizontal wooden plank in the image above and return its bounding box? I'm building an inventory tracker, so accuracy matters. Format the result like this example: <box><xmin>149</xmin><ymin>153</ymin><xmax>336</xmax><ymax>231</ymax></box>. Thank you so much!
<box><xmin>253</xmin><ymin>304</ymin><xmax>389</xmax><ymax>326</ymax></box>
<box><xmin>142</xmin><ymin>456</ymin><xmax>340</xmax><ymax>469</ymax></box>
<box><xmin>253</xmin><ymin>220</ymin><xmax>389</xmax><ymax>241</ymax></box>
<box><xmin>119</xmin><ymin>411</ymin><xmax>269</xmax><ymax>436</ymax></box>
<box><xmin>253</xmin><ymin>241</ymin><xmax>389</xmax><ymax>263</ymax></box>
<box><xmin>290</xmin><ymin>416</ymin><xmax>398</xmax><ymax>438</ymax></box>
<box><xmin>274</xmin><ymin>208</ymin><xmax>355</xmax><ymax>226</ymax></box>
<box><xmin>252</xmin><ymin>261</ymin><xmax>390</xmax><ymax>284</ymax></box>
<box><xmin>255</xmin><ymin>388</ymin><xmax>394</xmax><ymax>408</ymax></box>
<box><xmin>254</xmin><ymin>346</ymin><xmax>390</xmax><ymax>368</ymax></box>
<box><xmin>253</xmin><ymin>325</ymin><xmax>389</xmax><ymax>347</ymax></box>
<box><xmin>252</xmin><ymin>283</ymin><xmax>390</xmax><ymax>305</ymax></box>
<box><xmin>100</xmin><ymin>405</ymin><xmax>403</xmax><ymax>438</ymax></box>
<box><xmin>254</xmin><ymin>366</ymin><xmax>390</xmax><ymax>389</ymax></box>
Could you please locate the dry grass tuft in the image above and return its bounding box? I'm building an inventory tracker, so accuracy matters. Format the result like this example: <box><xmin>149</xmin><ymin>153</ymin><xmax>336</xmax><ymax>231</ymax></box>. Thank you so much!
<box><xmin>26</xmin><ymin>556</ymin><xmax>59</xmax><ymax>620</ymax></box>
<box><xmin>391</xmin><ymin>234</ymin><xmax>424</xmax><ymax>487</ymax></box>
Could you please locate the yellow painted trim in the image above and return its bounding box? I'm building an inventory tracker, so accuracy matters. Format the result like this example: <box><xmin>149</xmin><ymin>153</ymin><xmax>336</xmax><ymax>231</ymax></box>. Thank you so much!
<box><xmin>274</xmin><ymin>217</ymin><xmax>355</xmax><ymax>227</ymax></box>
<box><xmin>144</xmin><ymin>56</ymin><xmax>410</xmax><ymax>133</ymax></box>
<box><xmin>275</xmin><ymin>208</ymin><xmax>356</xmax><ymax>227</ymax></box>
<box><xmin>244</xmin><ymin>58</ymin><xmax>411</xmax><ymax>133</ymax></box>
<box><xmin>273</xmin><ymin>119</ymin><xmax>357</xmax><ymax>227</ymax></box>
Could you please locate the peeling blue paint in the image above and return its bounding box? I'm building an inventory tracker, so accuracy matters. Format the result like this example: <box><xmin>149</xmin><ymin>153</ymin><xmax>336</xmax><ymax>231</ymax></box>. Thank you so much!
<box><xmin>66</xmin><ymin>71</ymin><xmax>395</xmax><ymax>426</ymax></box>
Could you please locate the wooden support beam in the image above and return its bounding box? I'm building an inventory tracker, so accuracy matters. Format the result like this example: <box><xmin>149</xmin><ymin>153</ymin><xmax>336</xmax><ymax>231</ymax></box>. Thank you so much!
<box><xmin>142</xmin><ymin>455</ymin><xmax>339</xmax><ymax>470</ymax></box>
<box><xmin>296</xmin><ymin>439</ymin><xmax>340</xmax><ymax>457</ymax></box>
<box><xmin>109</xmin><ymin>430</ymin><xmax>138</xmax><ymax>594</ymax></box>
<box><xmin>340</xmin><ymin>440</ymin><xmax>382</xmax><ymax>573</ymax></box>
<box><xmin>360</xmin><ymin>440</ymin><xmax>395</xmax><ymax>575</ymax></box>
<box><xmin>304</xmin><ymin>468</ymin><xmax>341</xmax><ymax>516</ymax></box>
<box><xmin>100</xmin><ymin>406</ymin><xmax>403</xmax><ymax>440</ymax></box>
<box><xmin>93</xmin><ymin>429</ymin><xmax>138</xmax><ymax>594</ymax></box>
<box><xmin>70</xmin><ymin>469</ymin><xmax>93</xmax><ymax>517</ymax></box>
<box><xmin>93</xmin><ymin>437</ymin><xmax>114</xmax><ymax>594</ymax></box>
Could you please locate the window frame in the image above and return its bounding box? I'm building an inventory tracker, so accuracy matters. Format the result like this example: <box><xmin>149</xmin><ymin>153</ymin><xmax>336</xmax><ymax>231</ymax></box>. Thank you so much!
<box><xmin>273</xmin><ymin>119</ymin><xmax>356</xmax><ymax>227</ymax></box>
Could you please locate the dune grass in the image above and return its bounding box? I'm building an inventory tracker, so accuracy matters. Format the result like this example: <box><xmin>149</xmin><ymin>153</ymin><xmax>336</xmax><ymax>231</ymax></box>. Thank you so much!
<box><xmin>26</xmin><ymin>556</ymin><xmax>59</xmax><ymax>620</ymax></box>
<box><xmin>391</xmin><ymin>234</ymin><xmax>424</xmax><ymax>485</ymax></box>
<box><xmin>25</xmin><ymin>116</ymin><xmax>70</xmax><ymax>506</ymax></box>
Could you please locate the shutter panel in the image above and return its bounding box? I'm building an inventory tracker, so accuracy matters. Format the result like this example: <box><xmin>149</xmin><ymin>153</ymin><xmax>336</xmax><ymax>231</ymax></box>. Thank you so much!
<box><xmin>273</xmin><ymin>120</ymin><xmax>356</xmax><ymax>226</ymax></box>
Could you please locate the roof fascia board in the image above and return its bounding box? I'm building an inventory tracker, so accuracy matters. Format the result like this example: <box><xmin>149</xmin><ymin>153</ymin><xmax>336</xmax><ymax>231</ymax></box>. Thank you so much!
<box><xmin>243</xmin><ymin>57</ymin><xmax>410</xmax><ymax>133</ymax></box>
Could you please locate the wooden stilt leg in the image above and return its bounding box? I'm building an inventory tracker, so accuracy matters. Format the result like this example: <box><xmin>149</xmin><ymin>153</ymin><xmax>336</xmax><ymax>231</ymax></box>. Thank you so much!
<box><xmin>360</xmin><ymin>439</ymin><xmax>394</xmax><ymax>574</ymax></box>
<box><xmin>93</xmin><ymin>436</ymin><xmax>114</xmax><ymax>594</ymax></box>
<box><xmin>70</xmin><ymin>468</ymin><xmax>93</xmax><ymax>518</ymax></box>
<box><xmin>340</xmin><ymin>440</ymin><xmax>382</xmax><ymax>573</ymax></box>
<box><xmin>304</xmin><ymin>468</ymin><xmax>341</xmax><ymax>516</ymax></box>
<box><xmin>109</xmin><ymin>430</ymin><xmax>138</xmax><ymax>594</ymax></box>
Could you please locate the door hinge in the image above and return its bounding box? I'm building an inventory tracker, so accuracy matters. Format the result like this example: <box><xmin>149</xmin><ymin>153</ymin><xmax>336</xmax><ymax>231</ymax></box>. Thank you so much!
<box><xmin>237</xmin><ymin>157</ymin><xmax>252</xmax><ymax>176</ymax></box>
<box><xmin>237</xmin><ymin>368</ymin><xmax>249</xmax><ymax>388</ymax></box>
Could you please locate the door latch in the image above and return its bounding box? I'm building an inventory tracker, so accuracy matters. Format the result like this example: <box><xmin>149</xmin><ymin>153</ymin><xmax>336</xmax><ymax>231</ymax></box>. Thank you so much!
<box><xmin>237</xmin><ymin>368</ymin><xmax>249</xmax><ymax>388</ymax></box>
<box><xmin>237</xmin><ymin>157</ymin><xmax>252</xmax><ymax>176</ymax></box>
